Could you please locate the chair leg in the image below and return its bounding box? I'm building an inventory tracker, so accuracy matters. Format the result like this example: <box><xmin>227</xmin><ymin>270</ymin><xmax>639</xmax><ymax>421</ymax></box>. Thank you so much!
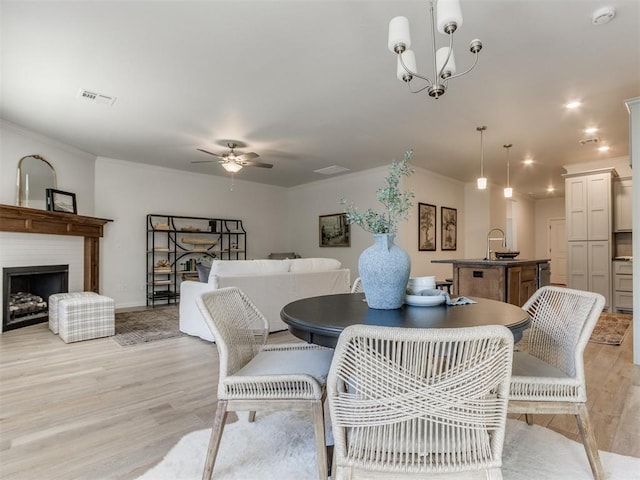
<box><xmin>525</xmin><ymin>413</ymin><xmax>533</xmax><ymax>425</ymax></box>
<box><xmin>311</xmin><ymin>400</ymin><xmax>328</xmax><ymax>480</ymax></box>
<box><xmin>575</xmin><ymin>404</ymin><xmax>605</xmax><ymax>480</ymax></box>
<box><xmin>248</xmin><ymin>411</ymin><xmax>256</xmax><ymax>422</ymax></box>
<box><xmin>202</xmin><ymin>400</ymin><xmax>229</xmax><ymax>480</ymax></box>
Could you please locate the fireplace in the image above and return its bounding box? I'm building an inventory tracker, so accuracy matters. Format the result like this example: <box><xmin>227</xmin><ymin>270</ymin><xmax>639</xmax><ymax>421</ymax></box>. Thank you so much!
<box><xmin>2</xmin><ymin>265</ymin><xmax>69</xmax><ymax>331</ymax></box>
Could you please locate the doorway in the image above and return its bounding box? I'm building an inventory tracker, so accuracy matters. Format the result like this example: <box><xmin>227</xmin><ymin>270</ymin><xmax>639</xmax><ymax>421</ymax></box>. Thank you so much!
<box><xmin>548</xmin><ymin>217</ymin><xmax>566</xmax><ymax>285</ymax></box>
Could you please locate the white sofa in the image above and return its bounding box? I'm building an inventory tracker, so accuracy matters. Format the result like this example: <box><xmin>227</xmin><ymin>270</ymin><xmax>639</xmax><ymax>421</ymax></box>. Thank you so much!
<box><xmin>179</xmin><ymin>258</ymin><xmax>351</xmax><ymax>341</ymax></box>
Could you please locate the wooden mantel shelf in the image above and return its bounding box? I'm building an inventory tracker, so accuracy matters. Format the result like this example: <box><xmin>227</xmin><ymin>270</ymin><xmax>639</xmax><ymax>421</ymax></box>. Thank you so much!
<box><xmin>0</xmin><ymin>204</ymin><xmax>113</xmax><ymax>292</ymax></box>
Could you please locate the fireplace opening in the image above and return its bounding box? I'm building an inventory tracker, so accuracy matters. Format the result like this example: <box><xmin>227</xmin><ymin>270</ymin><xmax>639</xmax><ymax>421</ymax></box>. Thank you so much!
<box><xmin>3</xmin><ymin>265</ymin><xmax>69</xmax><ymax>332</ymax></box>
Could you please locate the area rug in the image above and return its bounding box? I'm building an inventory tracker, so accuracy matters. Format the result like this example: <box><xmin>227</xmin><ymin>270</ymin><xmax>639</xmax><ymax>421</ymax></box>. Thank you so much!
<box><xmin>136</xmin><ymin>411</ymin><xmax>640</xmax><ymax>480</ymax></box>
<box><xmin>590</xmin><ymin>312</ymin><xmax>633</xmax><ymax>345</ymax></box>
<box><xmin>112</xmin><ymin>306</ymin><xmax>184</xmax><ymax>346</ymax></box>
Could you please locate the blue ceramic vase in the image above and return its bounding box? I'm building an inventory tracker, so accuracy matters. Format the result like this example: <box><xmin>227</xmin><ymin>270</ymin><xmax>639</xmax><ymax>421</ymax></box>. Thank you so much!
<box><xmin>358</xmin><ymin>233</ymin><xmax>411</xmax><ymax>309</ymax></box>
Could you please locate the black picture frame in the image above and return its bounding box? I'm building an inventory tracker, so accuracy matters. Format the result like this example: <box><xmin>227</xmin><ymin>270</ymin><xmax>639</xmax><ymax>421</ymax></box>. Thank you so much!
<box><xmin>319</xmin><ymin>213</ymin><xmax>350</xmax><ymax>247</ymax></box>
<box><xmin>441</xmin><ymin>206</ymin><xmax>457</xmax><ymax>251</ymax></box>
<box><xmin>46</xmin><ymin>188</ymin><xmax>77</xmax><ymax>214</ymax></box>
<box><xmin>418</xmin><ymin>203</ymin><xmax>436</xmax><ymax>251</ymax></box>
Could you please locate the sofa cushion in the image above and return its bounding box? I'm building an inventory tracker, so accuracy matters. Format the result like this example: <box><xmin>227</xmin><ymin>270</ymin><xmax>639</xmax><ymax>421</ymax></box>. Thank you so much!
<box><xmin>289</xmin><ymin>258</ymin><xmax>341</xmax><ymax>272</ymax></box>
<box><xmin>196</xmin><ymin>263</ymin><xmax>211</xmax><ymax>282</ymax></box>
<box><xmin>208</xmin><ymin>259</ymin><xmax>291</xmax><ymax>287</ymax></box>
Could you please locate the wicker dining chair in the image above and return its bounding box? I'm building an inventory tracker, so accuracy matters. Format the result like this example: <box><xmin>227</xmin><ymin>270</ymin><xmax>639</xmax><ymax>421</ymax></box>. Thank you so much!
<box><xmin>350</xmin><ymin>277</ymin><xmax>363</xmax><ymax>293</ymax></box>
<box><xmin>509</xmin><ymin>286</ymin><xmax>606</xmax><ymax>480</ymax></box>
<box><xmin>327</xmin><ymin>324</ymin><xmax>514</xmax><ymax>480</ymax></box>
<box><xmin>196</xmin><ymin>287</ymin><xmax>332</xmax><ymax>480</ymax></box>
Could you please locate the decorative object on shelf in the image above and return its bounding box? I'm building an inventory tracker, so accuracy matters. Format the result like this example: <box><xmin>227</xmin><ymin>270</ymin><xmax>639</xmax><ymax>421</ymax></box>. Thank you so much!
<box><xmin>476</xmin><ymin>126</ymin><xmax>488</xmax><ymax>189</ymax></box>
<box><xmin>16</xmin><ymin>154</ymin><xmax>57</xmax><ymax>210</ymax></box>
<box><xmin>342</xmin><ymin>149</ymin><xmax>414</xmax><ymax>309</ymax></box>
<box><xmin>154</xmin><ymin>222</ymin><xmax>170</xmax><ymax>230</ymax></box>
<box><xmin>181</xmin><ymin>237</ymin><xmax>218</xmax><ymax>246</ymax></box>
<box><xmin>503</xmin><ymin>143</ymin><xmax>513</xmax><ymax>198</ymax></box>
<box><xmin>180</xmin><ymin>226</ymin><xmax>201</xmax><ymax>232</ymax></box>
<box><xmin>441</xmin><ymin>206</ymin><xmax>457</xmax><ymax>250</ymax></box>
<box><xmin>388</xmin><ymin>0</ymin><xmax>482</xmax><ymax>99</ymax></box>
<box><xmin>155</xmin><ymin>259</ymin><xmax>170</xmax><ymax>268</ymax></box>
<box><xmin>319</xmin><ymin>213</ymin><xmax>350</xmax><ymax>247</ymax></box>
<box><xmin>418</xmin><ymin>202</ymin><xmax>436</xmax><ymax>251</ymax></box>
<box><xmin>45</xmin><ymin>188</ymin><xmax>77</xmax><ymax>214</ymax></box>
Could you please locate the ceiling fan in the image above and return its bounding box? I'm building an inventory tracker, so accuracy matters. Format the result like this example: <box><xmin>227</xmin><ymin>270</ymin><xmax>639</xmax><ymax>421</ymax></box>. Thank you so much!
<box><xmin>194</xmin><ymin>142</ymin><xmax>273</xmax><ymax>173</ymax></box>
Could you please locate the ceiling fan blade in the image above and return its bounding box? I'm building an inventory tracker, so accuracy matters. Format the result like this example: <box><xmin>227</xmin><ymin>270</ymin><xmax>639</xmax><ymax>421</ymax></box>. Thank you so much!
<box><xmin>191</xmin><ymin>160</ymin><xmax>217</xmax><ymax>164</ymax></box>
<box><xmin>237</xmin><ymin>152</ymin><xmax>259</xmax><ymax>161</ymax></box>
<box><xmin>242</xmin><ymin>160</ymin><xmax>273</xmax><ymax>169</ymax></box>
<box><xmin>197</xmin><ymin>148</ymin><xmax>224</xmax><ymax>158</ymax></box>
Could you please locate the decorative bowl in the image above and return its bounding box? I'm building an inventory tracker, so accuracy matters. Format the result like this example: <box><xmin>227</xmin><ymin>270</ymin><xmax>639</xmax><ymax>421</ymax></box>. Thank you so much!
<box><xmin>495</xmin><ymin>251</ymin><xmax>520</xmax><ymax>259</ymax></box>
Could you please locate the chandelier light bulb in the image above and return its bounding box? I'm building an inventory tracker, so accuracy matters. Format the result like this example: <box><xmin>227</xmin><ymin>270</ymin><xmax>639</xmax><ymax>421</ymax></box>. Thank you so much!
<box><xmin>477</xmin><ymin>177</ymin><xmax>487</xmax><ymax>189</ymax></box>
<box><xmin>504</xmin><ymin>187</ymin><xmax>513</xmax><ymax>198</ymax></box>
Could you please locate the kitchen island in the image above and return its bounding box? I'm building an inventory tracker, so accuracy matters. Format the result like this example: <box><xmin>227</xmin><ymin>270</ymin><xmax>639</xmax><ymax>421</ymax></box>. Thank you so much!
<box><xmin>432</xmin><ymin>258</ymin><xmax>551</xmax><ymax>307</ymax></box>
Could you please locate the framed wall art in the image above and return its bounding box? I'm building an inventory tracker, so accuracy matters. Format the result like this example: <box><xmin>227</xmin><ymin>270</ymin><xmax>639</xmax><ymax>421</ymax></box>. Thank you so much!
<box><xmin>418</xmin><ymin>202</ymin><xmax>436</xmax><ymax>251</ymax></box>
<box><xmin>441</xmin><ymin>206</ymin><xmax>457</xmax><ymax>251</ymax></box>
<box><xmin>319</xmin><ymin>213</ymin><xmax>350</xmax><ymax>247</ymax></box>
<box><xmin>46</xmin><ymin>188</ymin><xmax>77</xmax><ymax>214</ymax></box>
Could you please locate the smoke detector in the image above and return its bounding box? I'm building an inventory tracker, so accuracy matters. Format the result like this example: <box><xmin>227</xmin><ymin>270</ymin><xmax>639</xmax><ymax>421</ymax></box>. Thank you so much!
<box><xmin>579</xmin><ymin>136</ymin><xmax>601</xmax><ymax>145</ymax></box>
<box><xmin>592</xmin><ymin>6</ymin><xmax>616</xmax><ymax>25</ymax></box>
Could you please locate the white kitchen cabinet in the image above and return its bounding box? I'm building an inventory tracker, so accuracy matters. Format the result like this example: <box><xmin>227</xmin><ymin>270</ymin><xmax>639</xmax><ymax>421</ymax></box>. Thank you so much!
<box><xmin>568</xmin><ymin>240</ymin><xmax>611</xmax><ymax>308</ymax></box>
<box><xmin>614</xmin><ymin>178</ymin><xmax>633</xmax><ymax>232</ymax></box>
<box><xmin>613</xmin><ymin>260</ymin><xmax>633</xmax><ymax>312</ymax></box>
<box><xmin>565</xmin><ymin>169</ymin><xmax>615</xmax><ymax>310</ymax></box>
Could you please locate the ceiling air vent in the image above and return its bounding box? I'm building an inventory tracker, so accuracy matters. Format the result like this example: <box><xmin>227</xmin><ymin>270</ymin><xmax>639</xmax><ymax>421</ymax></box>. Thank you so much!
<box><xmin>579</xmin><ymin>136</ymin><xmax>600</xmax><ymax>145</ymax></box>
<box><xmin>314</xmin><ymin>165</ymin><xmax>350</xmax><ymax>175</ymax></box>
<box><xmin>77</xmin><ymin>88</ymin><xmax>117</xmax><ymax>106</ymax></box>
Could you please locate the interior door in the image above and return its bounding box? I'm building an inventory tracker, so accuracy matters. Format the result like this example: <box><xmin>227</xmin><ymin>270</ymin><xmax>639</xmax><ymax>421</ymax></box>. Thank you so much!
<box><xmin>549</xmin><ymin>217</ymin><xmax>567</xmax><ymax>285</ymax></box>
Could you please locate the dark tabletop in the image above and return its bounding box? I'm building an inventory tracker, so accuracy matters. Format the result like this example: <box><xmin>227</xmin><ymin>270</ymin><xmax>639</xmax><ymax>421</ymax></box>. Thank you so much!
<box><xmin>280</xmin><ymin>293</ymin><xmax>530</xmax><ymax>348</ymax></box>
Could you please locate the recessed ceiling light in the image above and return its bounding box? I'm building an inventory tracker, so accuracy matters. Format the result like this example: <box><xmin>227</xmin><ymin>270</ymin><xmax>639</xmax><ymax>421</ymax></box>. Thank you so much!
<box><xmin>598</xmin><ymin>145</ymin><xmax>610</xmax><ymax>152</ymax></box>
<box><xmin>523</xmin><ymin>158</ymin><xmax>534</xmax><ymax>165</ymax></box>
<box><xmin>584</xmin><ymin>127</ymin><xmax>598</xmax><ymax>134</ymax></box>
<box><xmin>565</xmin><ymin>101</ymin><xmax>582</xmax><ymax>109</ymax></box>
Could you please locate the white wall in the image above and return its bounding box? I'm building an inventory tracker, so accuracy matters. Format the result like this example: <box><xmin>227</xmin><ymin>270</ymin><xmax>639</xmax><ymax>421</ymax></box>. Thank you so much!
<box><xmin>1</xmin><ymin>121</ymin><xmax>95</xmax><ymax>214</ymax></box>
<box><xmin>285</xmin><ymin>164</ymin><xmax>467</xmax><ymax>282</ymax></box>
<box><xmin>95</xmin><ymin>157</ymin><xmax>289</xmax><ymax>308</ymax></box>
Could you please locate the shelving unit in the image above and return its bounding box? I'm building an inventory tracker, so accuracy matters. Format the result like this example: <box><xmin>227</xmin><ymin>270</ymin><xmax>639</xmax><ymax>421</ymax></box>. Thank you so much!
<box><xmin>146</xmin><ymin>214</ymin><xmax>246</xmax><ymax>306</ymax></box>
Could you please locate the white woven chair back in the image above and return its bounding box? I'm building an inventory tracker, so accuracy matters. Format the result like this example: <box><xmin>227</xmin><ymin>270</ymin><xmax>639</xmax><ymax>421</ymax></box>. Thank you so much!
<box><xmin>327</xmin><ymin>324</ymin><xmax>513</xmax><ymax>477</ymax></box>
<box><xmin>520</xmin><ymin>286</ymin><xmax>605</xmax><ymax>377</ymax></box>
<box><xmin>351</xmin><ymin>277</ymin><xmax>363</xmax><ymax>293</ymax></box>
<box><xmin>197</xmin><ymin>287</ymin><xmax>269</xmax><ymax>382</ymax></box>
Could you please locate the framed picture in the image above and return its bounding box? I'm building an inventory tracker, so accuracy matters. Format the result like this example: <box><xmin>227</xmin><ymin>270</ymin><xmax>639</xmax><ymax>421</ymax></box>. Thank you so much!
<box><xmin>46</xmin><ymin>189</ymin><xmax>77</xmax><ymax>214</ymax></box>
<box><xmin>319</xmin><ymin>213</ymin><xmax>350</xmax><ymax>247</ymax></box>
<box><xmin>418</xmin><ymin>203</ymin><xmax>436</xmax><ymax>251</ymax></box>
<box><xmin>441</xmin><ymin>206</ymin><xmax>457</xmax><ymax>251</ymax></box>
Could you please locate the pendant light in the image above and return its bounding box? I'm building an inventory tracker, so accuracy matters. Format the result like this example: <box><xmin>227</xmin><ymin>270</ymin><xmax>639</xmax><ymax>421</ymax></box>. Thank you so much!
<box><xmin>476</xmin><ymin>126</ymin><xmax>487</xmax><ymax>189</ymax></box>
<box><xmin>503</xmin><ymin>143</ymin><xmax>513</xmax><ymax>198</ymax></box>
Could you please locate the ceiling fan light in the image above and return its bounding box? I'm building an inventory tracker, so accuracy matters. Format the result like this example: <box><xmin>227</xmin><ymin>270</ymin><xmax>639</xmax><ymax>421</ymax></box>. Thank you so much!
<box><xmin>222</xmin><ymin>162</ymin><xmax>242</xmax><ymax>173</ymax></box>
<box><xmin>477</xmin><ymin>177</ymin><xmax>487</xmax><ymax>189</ymax></box>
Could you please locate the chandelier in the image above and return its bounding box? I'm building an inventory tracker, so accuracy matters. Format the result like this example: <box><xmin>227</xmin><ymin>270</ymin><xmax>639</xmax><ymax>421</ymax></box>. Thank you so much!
<box><xmin>388</xmin><ymin>0</ymin><xmax>482</xmax><ymax>99</ymax></box>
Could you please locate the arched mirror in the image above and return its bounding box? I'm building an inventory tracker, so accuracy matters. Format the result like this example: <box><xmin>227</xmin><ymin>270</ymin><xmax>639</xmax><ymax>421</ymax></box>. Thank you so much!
<box><xmin>16</xmin><ymin>155</ymin><xmax>57</xmax><ymax>210</ymax></box>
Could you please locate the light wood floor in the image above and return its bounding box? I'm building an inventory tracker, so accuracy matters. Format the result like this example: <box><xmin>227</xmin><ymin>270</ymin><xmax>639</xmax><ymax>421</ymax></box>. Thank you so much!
<box><xmin>1</xmin><ymin>319</ymin><xmax>638</xmax><ymax>480</ymax></box>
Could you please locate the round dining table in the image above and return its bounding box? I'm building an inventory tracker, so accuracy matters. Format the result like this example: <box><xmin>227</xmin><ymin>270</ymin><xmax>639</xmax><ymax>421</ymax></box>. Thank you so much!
<box><xmin>280</xmin><ymin>292</ymin><xmax>530</xmax><ymax>348</ymax></box>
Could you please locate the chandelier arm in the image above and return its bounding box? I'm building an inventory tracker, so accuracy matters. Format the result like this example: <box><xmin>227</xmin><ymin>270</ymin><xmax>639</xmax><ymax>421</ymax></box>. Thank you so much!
<box><xmin>436</xmin><ymin>31</ymin><xmax>455</xmax><ymax>80</ymax></box>
<box><xmin>398</xmin><ymin>53</ymin><xmax>433</xmax><ymax>86</ymax></box>
<box><xmin>407</xmin><ymin>82</ymin><xmax>435</xmax><ymax>94</ymax></box>
<box><xmin>446</xmin><ymin>52</ymin><xmax>480</xmax><ymax>80</ymax></box>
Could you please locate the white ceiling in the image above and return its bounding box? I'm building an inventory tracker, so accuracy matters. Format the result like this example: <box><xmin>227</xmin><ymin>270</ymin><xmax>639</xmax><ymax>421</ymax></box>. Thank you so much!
<box><xmin>2</xmin><ymin>0</ymin><xmax>639</xmax><ymax>198</ymax></box>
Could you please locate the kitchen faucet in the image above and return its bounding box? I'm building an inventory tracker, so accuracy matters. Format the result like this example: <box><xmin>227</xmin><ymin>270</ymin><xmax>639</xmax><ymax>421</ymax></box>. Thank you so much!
<box><xmin>485</xmin><ymin>228</ymin><xmax>506</xmax><ymax>260</ymax></box>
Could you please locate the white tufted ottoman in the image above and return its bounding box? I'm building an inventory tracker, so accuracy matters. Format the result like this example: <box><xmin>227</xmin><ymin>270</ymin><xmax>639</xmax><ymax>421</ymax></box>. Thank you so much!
<box><xmin>49</xmin><ymin>292</ymin><xmax>99</xmax><ymax>334</ymax></box>
<box><xmin>58</xmin><ymin>294</ymin><xmax>115</xmax><ymax>343</ymax></box>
